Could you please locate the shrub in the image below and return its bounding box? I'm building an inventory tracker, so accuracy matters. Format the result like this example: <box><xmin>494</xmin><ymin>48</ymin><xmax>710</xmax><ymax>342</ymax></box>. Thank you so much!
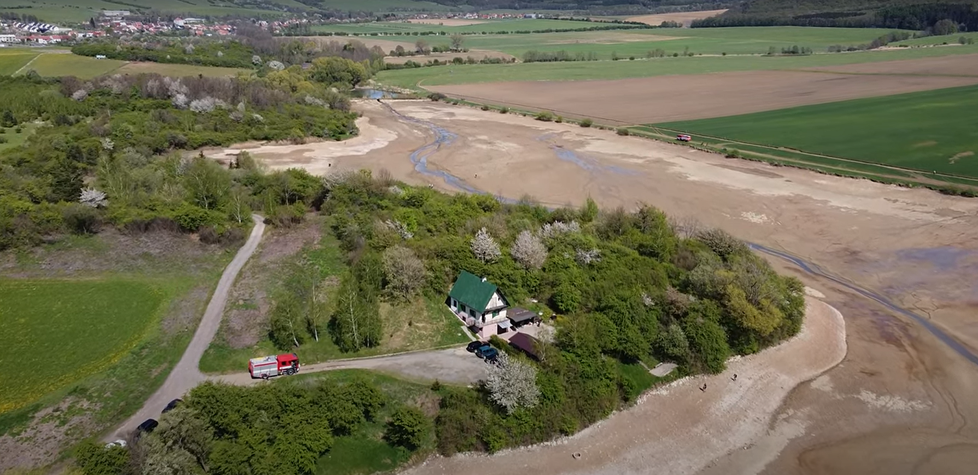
<box><xmin>14</xmin><ymin>127</ymin><xmax>22</xmax><ymax>134</ymax></box>
<box><xmin>555</xmin><ymin>115</ymin><xmax>563</xmax><ymax>123</ymax></box>
<box><xmin>0</xmin><ymin>136</ymin><xmax>6</xmax><ymax>144</ymax></box>
<box><xmin>616</xmin><ymin>128</ymin><xmax>630</xmax><ymax>136</ymax></box>
<box><xmin>429</xmin><ymin>92</ymin><xmax>446</xmax><ymax>102</ymax></box>
<box><xmin>580</xmin><ymin>118</ymin><xmax>593</xmax><ymax>128</ymax></box>
<box><xmin>480</xmin><ymin>104</ymin><xmax>490</xmax><ymax>111</ymax></box>
<box><xmin>628</xmin><ymin>56</ymin><xmax>635</xmax><ymax>60</ymax></box>
<box><xmin>385</xmin><ymin>406</ymin><xmax>431</xmax><ymax>450</ymax></box>
<box><xmin>535</xmin><ymin>111</ymin><xmax>554</xmax><ymax>122</ymax></box>
<box><xmin>62</xmin><ymin>203</ymin><xmax>101</xmax><ymax>234</ymax></box>
<box><xmin>499</xmin><ymin>106</ymin><xmax>509</xmax><ymax>114</ymax></box>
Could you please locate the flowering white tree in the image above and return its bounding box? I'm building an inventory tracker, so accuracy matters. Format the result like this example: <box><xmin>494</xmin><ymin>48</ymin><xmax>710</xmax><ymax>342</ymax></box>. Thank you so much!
<box><xmin>384</xmin><ymin>219</ymin><xmax>413</xmax><ymax>240</ymax></box>
<box><xmin>471</xmin><ymin>227</ymin><xmax>501</xmax><ymax>263</ymax></box>
<box><xmin>511</xmin><ymin>230</ymin><xmax>547</xmax><ymax>270</ymax></box>
<box><xmin>576</xmin><ymin>248</ymin><xmax>601</xmax><ymax>265</ymax></box>
<box><xmin>267</xmin><ymin>60</ymin><xmax>285</xmax><ymax>71</ymax></box>
<box><xmin>79</xmin><ymin>188</ymin><xmax>107</xmax><ymax>208</ymax></box>
<box><xmin>71</xmin><ymin>89</ymin><xmax>88</xmax><ymax>101</ymax></box>
<box><xmin>540</xmin><ymin>220</ymin><xmax>581</xmax><ymax>239</ymax></box>
<box><xmin>252</xmin><ymin>55</ymin><xmax>262</xmax><ymax>66</ymax></box>
<box><xmin>172</xmin><ymin>93</ymin><xmax>189</xmax><ymax>109</ymax></box>
<box><xmin>485</xmin><ymin>353</ymin><xmax>540</xmax><ymax>414</ymax></box>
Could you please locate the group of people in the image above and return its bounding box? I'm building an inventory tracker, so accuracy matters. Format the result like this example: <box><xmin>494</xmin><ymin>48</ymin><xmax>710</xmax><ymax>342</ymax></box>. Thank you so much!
<box><xmin>699</xmin><ymin>373</ymin><xmax>738</xmax><ymax>392</ymax></box>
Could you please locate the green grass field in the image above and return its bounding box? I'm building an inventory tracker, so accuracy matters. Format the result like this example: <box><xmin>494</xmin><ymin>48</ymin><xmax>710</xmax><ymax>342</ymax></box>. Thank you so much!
<box><xmin>0</xmin><ymin>122</ymin><xmax>38</xmax><ymax>152</ymax></box>
<box><xmin>382</xmin><ymin>26</ymin><xmax>911</xmax><ymax>59</ymax></box>
<box><xmin>377</xmin><ymin>42</ymin><xmax>978</xmax><ymax>88</ymax></box>
<box><xmin>16</xmin><ymin>53</ymin><xmax>124</xmax><ymax>78</ymax></box>
<box><xmin>0</xmin><ymin>279</ymin><xmax>165</xmax><ymax>413</ymax></box>
<box><xmin>312</xmin><ymin>19</ymin><xmax>615</xmax><ymax>35</ymax></box>
<box><xmin>893</xmin><ymin>31</ymin><xmax>978</xmax><ymax>46</ymax></box>
<box><xmin>0</xmin><ymin>50</ymin><xmax>39</xmax><ymax>76</ymax></box>
<box><xmin>656</xmin><ymin>84</ymin><xmax>978</xmax><ymax>178</ymax></box>
<box><xmin>114</xmin><ymin>62</ymin><xmax>250</xmax><ymax>78</ymax></box>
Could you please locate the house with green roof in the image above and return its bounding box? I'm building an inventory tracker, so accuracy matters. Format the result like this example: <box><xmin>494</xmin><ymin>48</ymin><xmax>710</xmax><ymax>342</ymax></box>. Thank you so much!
<box><xmin>448</xmin><ymin>270</ymin><xmax>510</xmax><ymax>339</ymax></box>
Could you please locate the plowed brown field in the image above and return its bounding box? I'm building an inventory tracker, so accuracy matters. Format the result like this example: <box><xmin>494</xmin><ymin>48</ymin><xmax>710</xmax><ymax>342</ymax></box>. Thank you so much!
<box><xmin>627</xmin><ymin>9</ymin><xmax>728</xmax><ymax>26</ymax></box>
<box><xmin>804</xmin><ymin>52</ymin><xmax>978</xmax><ymax>76</ymax></box>
<box><xmin>429</xmin><ymin>70</ymin><xmax>978</xmax><ymax>124</ymax></box>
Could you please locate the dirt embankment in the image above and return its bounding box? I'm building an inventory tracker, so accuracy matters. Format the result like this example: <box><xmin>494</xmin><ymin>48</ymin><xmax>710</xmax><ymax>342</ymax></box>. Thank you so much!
<box><xmin>401</xmin><ymin>298</ymin><xmax>845</xmax><ymax>475</ymax></box>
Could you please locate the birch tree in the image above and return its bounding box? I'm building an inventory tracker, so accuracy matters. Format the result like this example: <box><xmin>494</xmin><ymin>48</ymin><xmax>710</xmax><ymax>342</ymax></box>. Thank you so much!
<box><xmin>226</xmin><ymin>185</ymin><xmax>251</xmax><ymax>225</ymax></box>
<box><xmin>270</xmin><ymin>296</ymin><xmax>305</xmax><ymax>349</ymax></box>
<box><xmin>471</xmin><ymin>227</ymin><xmax>501</xmax><ymax>263</ymax></box>
<box><xmin>183</xmin><ymin>156</ymin><xmax>231</xmax><ymax>210</ymax></box>
<box><xmin>510</xmin><ymin>230</ymin><xmax>547</xmax><ymax>270</ymax></box>
<box><xmin>484</xmin><ymin>353</ymin><xmax>540</xmax><ymax>414</ymax></box>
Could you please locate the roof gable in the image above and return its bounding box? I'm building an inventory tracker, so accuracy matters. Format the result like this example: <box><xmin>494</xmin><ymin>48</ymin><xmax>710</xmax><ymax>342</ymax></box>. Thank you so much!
<box><xmin>449</xmin><ymin>270</ymin><xmax>501</xmax><ymax>313</ymax></box>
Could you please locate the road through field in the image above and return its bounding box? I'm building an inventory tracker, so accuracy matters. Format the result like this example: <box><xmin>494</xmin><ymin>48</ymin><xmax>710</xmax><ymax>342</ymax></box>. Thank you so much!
<box><xmin>108</xmin><ymin>215</ymin><xmax>265</xmax><ymax>441</ymax></box>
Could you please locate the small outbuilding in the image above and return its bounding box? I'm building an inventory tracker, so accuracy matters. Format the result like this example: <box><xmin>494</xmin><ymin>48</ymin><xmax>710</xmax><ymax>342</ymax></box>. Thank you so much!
<box><xmin>508</xmin><ymin>332</ymin><xmax>541</xmax><ymax>360</ymax></box>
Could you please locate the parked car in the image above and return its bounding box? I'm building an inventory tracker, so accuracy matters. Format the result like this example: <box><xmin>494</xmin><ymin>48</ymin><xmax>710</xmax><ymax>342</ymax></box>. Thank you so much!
<box><xmin>466</xmin><ymin>340</ymin><xmax>486</xmax><ymax>352</ymax></box>
<box><xmin>104</xmin><ymin>439</ymin><xmax>127</xmax><ymax>449</ymax></box>
<box><xmin>162</xmin><ymin>398</ymin><xmax>182</xmax><ymax>414</ymax></box>
<box><xmin>484</xmin><ymin>351</ymin><xmax>499</xmax><ymax>364</ymax></box>
<box><xmin>476</xmin><ymin>346</ymin><xmax>498</xmax><ymax>361</ymax></box>
<box><xmin>136</xmin><ymin>419</ymin><xmax>159</xmax><ymax>435</ymax></box>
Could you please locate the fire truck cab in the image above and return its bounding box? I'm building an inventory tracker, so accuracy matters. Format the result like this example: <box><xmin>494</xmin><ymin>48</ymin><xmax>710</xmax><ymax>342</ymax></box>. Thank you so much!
<box><xmin>249</xmin><ymin>353</ymin><xmax>300</xmax><ymax>379</ymax></box>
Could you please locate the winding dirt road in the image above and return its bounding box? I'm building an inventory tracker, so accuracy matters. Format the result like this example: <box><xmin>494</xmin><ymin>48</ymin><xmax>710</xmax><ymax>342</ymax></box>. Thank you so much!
<box><xmin>108</xmin><ymin>215</ymin><xmax>266</xmax><ymax>441</ymax></box>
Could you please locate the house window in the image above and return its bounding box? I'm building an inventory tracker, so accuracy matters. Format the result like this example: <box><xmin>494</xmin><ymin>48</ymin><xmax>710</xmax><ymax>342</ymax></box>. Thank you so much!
<box><xmin>468</xmin><ymin>308</ymin><xmax>475</xmax><ymax>318</ymax></box>
<box><xmin>450</xmin><ymin>298</ymin><xmax>457</xmax><ymax>309</ymax></box>
<box><xmin>492</xmin><ymin>310</ymin><xmax>499</xmax><ymax>318</ymax></box>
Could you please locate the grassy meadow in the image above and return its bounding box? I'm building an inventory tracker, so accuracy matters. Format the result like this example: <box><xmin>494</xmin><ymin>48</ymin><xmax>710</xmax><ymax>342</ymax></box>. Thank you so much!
<box><xmin>312</xmin><ymin>18</ymin><xmax>615</xmax><ymax>35</ymax></box>
<box><xmin>0</xmin><ymin>122</ymin><xmax>39</xmax><ymax>152</ymax></box>
<box><xmin>16</xmin><ymin>53</ymin><xmax>124</xmax><ymax>78</ymax></box>
<box><xmin>0</xmin><ymin>49</ymin><xmax>39</xmax><ymax>76</ymax></box>
<box><xmin>0</xmin><ymin>0</ymin><xmax>314</xmax><ymax>23</ymax></box>
<box><xmin>656</xmin><ymin>84</ymin><xmax>978</xmax><ymax>178</ymax></box>
<box><xmin>0</xmin><ymin>279</ymin><xmax>164</xmax><ymax>414</ymax></box>
<box><xmin>376</xmin><ymin>42</ymin><xmax>978</xmax><ymax>88</ymax></box>
<box><xmin>438</xmin><ymin>26</ymin><xmax>913</xmax><ymax>59</ymax></box>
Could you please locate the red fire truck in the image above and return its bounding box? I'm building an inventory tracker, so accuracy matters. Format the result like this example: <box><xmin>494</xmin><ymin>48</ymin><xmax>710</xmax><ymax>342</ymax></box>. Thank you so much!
<box><xmin>249</xmin><ymin>353</ymin><xmax>300</xmax><ymax>379</ymax></box>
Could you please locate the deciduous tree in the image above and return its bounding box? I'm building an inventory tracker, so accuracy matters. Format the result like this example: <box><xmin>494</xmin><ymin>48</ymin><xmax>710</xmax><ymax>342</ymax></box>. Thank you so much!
<box><xmin>471</xmin><ymin>227</ymin><xmax>501</xmax><ymax>263</ymax></box>
<box><xmin>382</xmin><ymin>244</ymin><xmax>426</xmax><ymax>300</ymax></box>
<box><xmin>385</xmin><ymin>406</ymin><xmax>431</xmax><ymax>450</ymax></box>
<box><xmin>510</xmin><ymin>230</ymin><xmax>547</xmax><ymax>270</ymax></box>
<box><xmin>484</xmin><ymin>353</ymin><xmax>540</xmax><ymax>414</ymax></box>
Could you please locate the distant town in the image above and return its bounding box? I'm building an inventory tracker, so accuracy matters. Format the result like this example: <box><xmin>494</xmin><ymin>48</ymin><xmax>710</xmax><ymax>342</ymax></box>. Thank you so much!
<box><xmin>0</xmin><ymin>9</ymin><xmax>559</xmax><ymax>46</ymax></box>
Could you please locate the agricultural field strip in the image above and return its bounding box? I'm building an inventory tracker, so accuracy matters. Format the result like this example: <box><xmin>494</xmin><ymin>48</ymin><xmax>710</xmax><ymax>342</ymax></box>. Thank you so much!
<box><xmin>636</xmin><ymin>125</ymin><xmax>978</xmax><ymax>185</ymax></box>
<box><xmin>654</xmin><ymin>84</ymin><xmax>978</xmax><ymax>179</ymax></box>
<box><xmin>427</xmin><ymin>69</ymin><xmax>978</xmax><ymax>124</ymax></box>
<box><xmin>376</xmin><ymin>46</ymin><xmax>978</xmax><ymax>88</ymax></box>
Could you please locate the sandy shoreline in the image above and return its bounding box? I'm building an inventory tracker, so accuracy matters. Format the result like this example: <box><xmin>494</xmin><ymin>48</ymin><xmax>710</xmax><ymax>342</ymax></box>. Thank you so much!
<box><xmin>400</xmin><ymin>296</ymin><xmax>846</xmax><ymax>475</ymax></box>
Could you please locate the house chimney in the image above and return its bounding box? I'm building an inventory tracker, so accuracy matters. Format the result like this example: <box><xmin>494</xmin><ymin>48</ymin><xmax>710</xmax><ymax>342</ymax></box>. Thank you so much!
<box><xmin>481</xmin><ymin>277</ymin><xmax>487</xmax><ymax>282</ymax></box>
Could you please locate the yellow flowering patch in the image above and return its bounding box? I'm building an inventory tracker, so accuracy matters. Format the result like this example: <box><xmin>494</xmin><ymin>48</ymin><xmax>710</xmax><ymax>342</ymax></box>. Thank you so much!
<box><xmin>0</xmin><ymin>279</ymin><xmax>164</xmax><ymax>414</ymax></box>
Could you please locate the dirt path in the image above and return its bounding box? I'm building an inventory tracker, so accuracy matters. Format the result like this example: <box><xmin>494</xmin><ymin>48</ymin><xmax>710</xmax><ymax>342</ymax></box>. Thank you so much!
<box><xmin>212</xmin><ymin>347</ymin><xmax>486</xmax><ymax>387</ymax></box>
<box><xmin>402</xmin><ymin>298</ymin><xmax>845</xmax><ymax>475</ymax></box>
<box><xmin>107</xmin><ymin>215</ymin><xmax>266</xmax><ymax>440</ymax></box>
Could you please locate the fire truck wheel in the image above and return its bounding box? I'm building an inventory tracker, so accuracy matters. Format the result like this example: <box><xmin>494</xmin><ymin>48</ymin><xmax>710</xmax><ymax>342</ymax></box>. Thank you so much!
<box><xmin>262</xmin><ymin>374</ymin><xmax>269</xmax><ymax>380</ymax></box>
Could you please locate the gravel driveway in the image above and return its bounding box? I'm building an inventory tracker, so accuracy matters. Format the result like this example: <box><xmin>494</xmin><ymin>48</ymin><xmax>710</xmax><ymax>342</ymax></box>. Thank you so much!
<box><xmin>212</xmin><ymin>347</ymin><xmax>487</xmax><ymax>386</ymax></box>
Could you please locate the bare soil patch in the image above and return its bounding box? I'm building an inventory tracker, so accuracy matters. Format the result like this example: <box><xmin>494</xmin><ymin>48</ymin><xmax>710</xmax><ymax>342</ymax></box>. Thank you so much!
<box><xmin>626</xmin><ymin>9</ymin><xmax>728</xmax><ymax>26</ymax></box>
<box><xmin>0</xmin><ymin>398</ymin><xmax>98</xmax><ymax>473</ymax></box>
<box><xmin>429</xmin><ymin>70</ymin><xmax>978</xmax><ymax>123</ymax></box>
<box><xmin>384</xmin><ymin>49</ymin><xmax>514</xmax><ymax>64</ymax></box>
<box><xmin>221</xmin><ymin>215</ymin><xmax>323</xmax><ymax>348</ymax></box>
<box><xmin>406</xmin><ymin>18</ymin><xmax>487</xmax><ymax>26</ymax></box>
<box><xmin>804</xmin><ymin>53</ymin><xmax>978</xmax><ymax>76</ymax></box>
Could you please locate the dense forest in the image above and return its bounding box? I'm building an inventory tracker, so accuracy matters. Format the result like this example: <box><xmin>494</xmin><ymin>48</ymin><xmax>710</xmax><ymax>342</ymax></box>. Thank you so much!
<box><xmin>693</xmin><ymin>0</ymin><xmax>978</xmax><ymax>30</ymax></box>
<box><xmin>74</xmin><ymin>173</ymin><xmax>806</xmax><ymax>474</ymax></box>
<box><xmin>0</xmin><ymin>59</ymin><xmax>374</xmax><ymax>250</ymax></box>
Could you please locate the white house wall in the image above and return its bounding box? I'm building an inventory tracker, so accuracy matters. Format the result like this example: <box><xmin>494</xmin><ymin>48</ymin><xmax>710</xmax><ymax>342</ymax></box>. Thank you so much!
<box><xmin>487</xmin><ymin>291</ymin><xmax>506</xmax><ymax>310</ymax></box>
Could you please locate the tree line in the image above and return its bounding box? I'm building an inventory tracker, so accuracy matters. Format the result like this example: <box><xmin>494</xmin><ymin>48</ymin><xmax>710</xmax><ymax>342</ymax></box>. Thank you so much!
<box><xmin>692</xmin><ymin>1</ymin><xmax>978</xmax><ymax>31</ymax></box>
<box><xmin>0</xmin><ymin>62</ymin><xmax>373</xmax><ymax>251</ymax></box>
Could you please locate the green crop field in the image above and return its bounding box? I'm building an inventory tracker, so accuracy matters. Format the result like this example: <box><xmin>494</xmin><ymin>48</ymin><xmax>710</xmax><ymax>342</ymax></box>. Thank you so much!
<box><xmin>311</xmin><ymin>19</ymin><xmax>613</xmax><ymax>35</ymax></box>
<box><xmin>656</xmin><ymin>84</ymin><xmax>978</xmax><ymax>178</ymax></box>
<box><xmin>381</xmin><ymin>26</ymin><xmax>909</xmax><ymax>59</ymax></box>
<box><xmin>16</xmin><ymin>53</ymin><xmax>124</xmax><ymax>78</ymax></box>
<box><xmin>0</xmin><ymin>279</ymin><xmax>165</xmax><ymax>414</ymax></box>
<box><xmin>376</xmin><ymin>42</ymin><xmax>978</xmax><ymax>88</ymax></box>
<box><xmin>894</xmin><ymin>31</ymin><xmax>978</xmax><ymax>46</ymax></box>
<box><xmin>0</xmin><ymin>50</ymin><xmax>39</xmax><ymax>76</ymax></box>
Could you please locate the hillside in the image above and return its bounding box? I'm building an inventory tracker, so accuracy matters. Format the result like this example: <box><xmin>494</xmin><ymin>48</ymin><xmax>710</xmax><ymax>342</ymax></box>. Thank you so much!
<box><xmin>694</xmin><ymin>0</ymin><xmax>978</xmax><ymax>29</ymax></box>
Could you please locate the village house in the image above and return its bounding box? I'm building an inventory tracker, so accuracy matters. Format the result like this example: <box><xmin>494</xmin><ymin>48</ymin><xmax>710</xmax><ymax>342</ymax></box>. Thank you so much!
<box><xmin>448</xmin><ymin>271</ymin><xmax>510</xmax><ymax>339</ymax></box>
